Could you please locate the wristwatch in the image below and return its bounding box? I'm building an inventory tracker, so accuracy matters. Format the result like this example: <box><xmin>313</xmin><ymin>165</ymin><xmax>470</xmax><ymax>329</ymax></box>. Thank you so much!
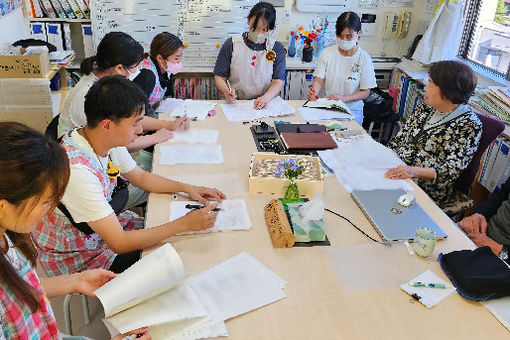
<box><xmin>499</xmin><ymin>246</ymin><xmax>509</xmax><ymax>261</ymax></box>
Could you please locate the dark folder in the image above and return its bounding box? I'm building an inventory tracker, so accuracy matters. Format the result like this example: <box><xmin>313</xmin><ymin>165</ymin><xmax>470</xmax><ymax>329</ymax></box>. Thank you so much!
<box><xmin>280</xmin><ymin>132</ymin><xmax>337</xmax><ymax>150</ymax></box>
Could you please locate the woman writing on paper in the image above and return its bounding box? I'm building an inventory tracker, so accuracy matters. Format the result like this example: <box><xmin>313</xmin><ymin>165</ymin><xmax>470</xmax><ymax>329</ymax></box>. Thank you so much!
<box><xmin>213</xmin><ymin>2</ymin><xmax>286</xmax><ymax>109</ymax></box>
<box><xmin>59</xmin><ymin>32</ymin><xmax>187</xmax><ymax>152</ymax></box>
<box><xmin>132</xmin><ymin>32</ymin><xmax>190</xmax><ymax>127</ymax></box>
<box><xmin>307</xmin><ymin>12</ymin><xmax>377</xmax><ymax>125</ymax></box>
<box><xmin>385</xmin><ymin>61</ymin><xmax>482</xmax><ymax>208</ymax></box>
<box><xmin>0</xmin><ymin>122</ymin><xmax>150</xmax><ymax>340</ymax></box>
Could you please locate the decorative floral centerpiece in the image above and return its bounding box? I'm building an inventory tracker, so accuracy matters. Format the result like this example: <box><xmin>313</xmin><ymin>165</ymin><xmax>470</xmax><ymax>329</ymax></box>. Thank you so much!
<box><xmin>275</xmin><ymin>158</ymin><xmax>306</xmax><ymax>203</ymax></box>
<box><xmin>295</xmin><ymin>18</ymin><xmax>329</xmax><ymax>62</ymax></box>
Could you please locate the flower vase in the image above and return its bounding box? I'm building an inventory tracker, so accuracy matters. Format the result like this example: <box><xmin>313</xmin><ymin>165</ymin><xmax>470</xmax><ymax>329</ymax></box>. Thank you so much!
<box><xmin>314</xmin><ymin>38</ymin><xmax>324</xmax><ymax>57</ymax></box>
<box><xmin>302</xmin><ymin>46</ymin><xmax>313</xmax><ymax>62</ymax></box>
<box><xmin>283</xmin><ymin>180</ymin><xmax>300</xmax><ymax>203</ymax></box>
<box><xmin>288</xmin><ymin>36</ymin><xmax>296</xmax><ymax>58</ymax></box>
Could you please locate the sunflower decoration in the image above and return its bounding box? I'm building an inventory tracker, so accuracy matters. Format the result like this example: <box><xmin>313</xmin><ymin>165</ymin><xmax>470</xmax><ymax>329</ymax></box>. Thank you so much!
<box><xmin>106</xmin><ymin>158</ymin><xmax>121</xmax><ymax>179</ymax></box>
<box><xmin>265</xmin><ymin>49</ymin><xmax>276</xmax><ymax>62</ymax></box>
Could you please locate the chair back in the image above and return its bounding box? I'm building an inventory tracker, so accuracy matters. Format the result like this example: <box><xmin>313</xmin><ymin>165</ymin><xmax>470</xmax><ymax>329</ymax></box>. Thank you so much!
<box><xmin>455</xmin><ymin>112</ymin><xmax>505</xmax><ymax>192</ymax></box>
<box><xmin>45</xmin><ymin>113</ymin><xmax>60</xmax><ymax>141</ymax></box>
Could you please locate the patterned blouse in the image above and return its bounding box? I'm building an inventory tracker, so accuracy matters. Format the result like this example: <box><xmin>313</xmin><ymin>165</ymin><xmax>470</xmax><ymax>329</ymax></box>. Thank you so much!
<box><xmin>388</xmin><ymin>102</ymin><xmax>482</xmax><ymax>206</ymax></box>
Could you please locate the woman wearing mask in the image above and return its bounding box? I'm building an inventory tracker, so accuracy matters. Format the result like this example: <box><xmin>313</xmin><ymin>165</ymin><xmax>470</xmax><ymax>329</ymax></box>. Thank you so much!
<box><xmin>213</xmin><ymin>2</ymin><xmax>286</xmax><ymax>109</ymax></box>
<box><xmin>307</xmin><ymin>12</ymin><xmax>377</xmax><ymax>125</ymax></box>
<box><xmin>0</xmin><ymin>122</ymin><xmax>150</xmax><ymax>340</ymax></box>
<box><xmin>59</xmin><ymin>31</ymin><xmax>187</xmax><ymax>151</ymax></box>
<box><xmin>133</xmin><ymin>32</ymin><xmax>187</xmax><ymax>122</ymax></box>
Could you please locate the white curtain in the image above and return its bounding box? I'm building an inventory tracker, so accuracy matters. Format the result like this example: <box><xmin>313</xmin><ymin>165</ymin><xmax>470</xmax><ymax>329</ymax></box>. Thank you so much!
<box><xmin>413</xmin><ymin>1</ymin><xmax>465</xmax><ymax>64</ymax></box>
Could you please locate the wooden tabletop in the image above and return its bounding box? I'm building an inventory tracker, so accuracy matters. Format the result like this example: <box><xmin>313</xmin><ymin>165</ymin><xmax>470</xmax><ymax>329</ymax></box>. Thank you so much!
<box><xmin>145</xmin><ymin>100</ymin><xmax>507</xmax><ymax>339</ymax></box>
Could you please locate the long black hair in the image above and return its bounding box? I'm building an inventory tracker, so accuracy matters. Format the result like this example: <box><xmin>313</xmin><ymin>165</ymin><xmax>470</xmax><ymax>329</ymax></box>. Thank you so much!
<box><xmin>0</xmin><ymin>122</ymin><xmax>70</xmax><ymax>311</ymax></box>
<box><xmin>80</xmin><ymin>32</ymin><xmax>144</xmax><ymax>75</ymax></box>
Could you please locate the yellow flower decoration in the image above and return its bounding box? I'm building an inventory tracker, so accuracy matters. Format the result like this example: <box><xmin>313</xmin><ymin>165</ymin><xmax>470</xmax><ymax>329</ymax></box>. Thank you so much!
<box><xmin>265</xmin><ymin>50</ymin><xmax>276</xmax><ymax>62</ymax></box>
<box><xmin>106</xmin><ymin>158</ymin><xmax>121</xmax><ymax>179</ymax></box>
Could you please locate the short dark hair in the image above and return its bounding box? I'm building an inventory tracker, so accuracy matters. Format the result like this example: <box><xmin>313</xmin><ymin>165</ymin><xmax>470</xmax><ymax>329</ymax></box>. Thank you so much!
<box><xmin>428</xmin><ymin>61</ymin><xmax>477</xmax><ymax>104</ymax></box>
<box><xmin>336</xmin><ymin>12</ymin><xmax>361</xmax><ymax>36</ymax></box>
<box><xmin>248</xmin><ymin>2</ymin><xmax>276</xmax><ymax>31</ymax></box>
<box><xmin>84</xmin><ymin>75</ymin><xmax>149</xmax><ymax>128</ymax></box>
<box><xmin>80</xmin><ymin>32</ymin><xmax>144</xmax><ymax>75</ymax></box>
<box><xmin>150</xmin><ymin>32</ymin><xmax>184</xmax><ymax>60</ymax></box>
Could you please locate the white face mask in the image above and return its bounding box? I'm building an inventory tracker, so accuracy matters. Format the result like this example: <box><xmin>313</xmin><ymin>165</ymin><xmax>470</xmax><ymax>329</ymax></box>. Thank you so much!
<box><xmin>127</xmin><ymin>67</ymin><xmax>140</xmax><ymax>81</ymax></box>
<box><xmin>248</xmin><ymin>30</ymin><xmax>269</xmax><ymax>44</ymax></box>
<box><xmin>336</xmin><ymin>37</ymin><xmax>357</xmax><ymax>51</ymax></box>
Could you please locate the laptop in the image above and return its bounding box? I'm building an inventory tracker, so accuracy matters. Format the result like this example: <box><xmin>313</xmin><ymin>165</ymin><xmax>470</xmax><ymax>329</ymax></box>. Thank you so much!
<box><xmin>351</xmin><ymin>189</ymin><xmax>447</xmax><ymax>241</ymax></box>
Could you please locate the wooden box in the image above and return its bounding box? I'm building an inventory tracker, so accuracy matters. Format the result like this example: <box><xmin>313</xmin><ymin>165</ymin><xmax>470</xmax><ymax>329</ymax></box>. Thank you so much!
<box><xmin>249</xmin><ymin>152</ymin><xmax>324</xmax><ymax>198</ymax></box>
<box><xmin>0</xmin><ymin>49</ymin><xmax>50</xmax><ymax>78</ymax></box>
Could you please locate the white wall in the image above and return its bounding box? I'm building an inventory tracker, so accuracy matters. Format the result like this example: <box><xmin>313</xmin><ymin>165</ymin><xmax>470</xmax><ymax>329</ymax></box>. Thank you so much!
<box><xmin>277</xmin><ymin>0</ymin><xmax>429</xmax><ymax>58</ymax></box>
<box><xmin>0</xmin><ymin>8</ymin><xmax>29</xmax><ymax>46</ymax></box>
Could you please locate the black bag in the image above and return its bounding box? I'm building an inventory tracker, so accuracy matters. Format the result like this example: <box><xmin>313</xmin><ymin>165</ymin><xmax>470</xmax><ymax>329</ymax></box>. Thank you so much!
<box><xmin>363</xmin><ymin>87</ymin><xmax>394</xmax><ymax>121</ymax></box>
<box><xmin>439</xmin><ymin>247</ymin><xmax>510</xmax><ymax>301</ymax></box>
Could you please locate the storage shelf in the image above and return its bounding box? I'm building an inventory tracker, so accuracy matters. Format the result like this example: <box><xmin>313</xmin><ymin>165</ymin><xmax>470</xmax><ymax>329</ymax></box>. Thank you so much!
<box><xmin>28</xmin><ymin>17</ymin><xmax>91</xmax><ymax>23</ymax></box>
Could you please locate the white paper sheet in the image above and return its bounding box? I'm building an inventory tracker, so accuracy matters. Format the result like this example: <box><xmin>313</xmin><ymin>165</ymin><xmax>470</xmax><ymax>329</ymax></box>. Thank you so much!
<box><xmin>95</xmin><ymin>243</ymin><xmax>185</xmax><ymax>317</ymax></box>
<box><xmin>160</xmin><ymin>145</ymin><xmax>223</xmax><ymax>165</ymax></box>
<box><xmin>169</xmin><ymin>172</ymin><xmax>244</xmax><ymax>197</ymax></box>
<box><xmin>221</xmin><ymin>96</ymin><xmax>295</xmax><ymax>121</ymax></box>
<box><xmin>156</xmin><ymin>99</ymin><xmax>215</xmax><ymax>120</ymax></box>
<box><xmin>170</xmin><ymin>200</ymin><xmax>252</xmax><ymax>233</ymax></box>
<box><xmin>187</xmin><ymin>252</ymin><xmax>287</xmax><ymax>322</ymax></box>
<box><xmin>156</xmin><ymin>98</ymin><xmax>184</xmax><ymax>114</ymax></box>
<box><xmin>298</xmin><ymin>107</ymin><xmax>353</xmax><ymax>121</ymax></box>
<box><xmin>175</xmin><ymin>321</ymin><xmax>229</xmax><ymax>340</ymax></box>
<box><xmin>105</xmin><ymin>283</ymin><xmax>210</xmax><ymax>334</ymax></box>
<box><xmin>173</xmin><ymin>100</ymin><xmax>216</xmax><ymax>120</ymax></box>
<box><xmin>400</xmin><ymin>270</ymin><xmax>456</xmax><ymax>308</ymax></box>
<box><xmin>484</xmin><ymin>297</ymin><xmax>510</xmax><ymax>331</ymax></box>
<box><xmin>317</xmin><ymin>137</ymin><xmax>413</xmax><ymax>192</ymax></box>
<box><xmin>169</xmin><ymin>129</ymin><xmax>219</xmax><ymax>144</ymax></box>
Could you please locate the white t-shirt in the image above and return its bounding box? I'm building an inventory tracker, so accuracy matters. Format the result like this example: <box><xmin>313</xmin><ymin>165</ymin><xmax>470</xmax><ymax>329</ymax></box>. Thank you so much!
<box><xmin>60</xmin><ymin>129</ymin><xmax>137</xmax><ymax>223</ymax></box>
<box><xmin>313</xmin><ymin>45</ymin><xmax>377</xmax><ymax>113</ymax></box>
<box><xmin>58</xmin><ymin>73</ymin><xmax>98</xmax><ymax>137</ymax></box>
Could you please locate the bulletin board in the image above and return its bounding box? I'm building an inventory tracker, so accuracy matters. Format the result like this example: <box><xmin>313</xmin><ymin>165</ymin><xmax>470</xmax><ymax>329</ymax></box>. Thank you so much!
<box><xmin>91</xmin><ymin>0</ymin><xmax>259</xmax><ymax>70</ymax></box>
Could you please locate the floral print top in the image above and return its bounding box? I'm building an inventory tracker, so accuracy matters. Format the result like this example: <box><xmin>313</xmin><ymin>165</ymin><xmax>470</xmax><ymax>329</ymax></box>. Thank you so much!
<box><xmin>388</xmin><ymin>102</ymin><xmax>482</xmax><ymax>206</ymax></box>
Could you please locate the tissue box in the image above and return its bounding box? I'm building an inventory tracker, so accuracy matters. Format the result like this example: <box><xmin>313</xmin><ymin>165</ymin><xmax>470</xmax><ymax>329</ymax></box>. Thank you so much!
<box><xmin>248</xmin><ymin>152</ymin><xmax>323</xmax><ymax>198</ymax></box>
<box><xmin>0</xmin><ymin>49</ymin><xmax>50</xmax><ymax>78</ymax></box>
<box><xmin>287</xmin><ymin>203</ymin><xmax>326</xmax><ymax>242</ymax></box>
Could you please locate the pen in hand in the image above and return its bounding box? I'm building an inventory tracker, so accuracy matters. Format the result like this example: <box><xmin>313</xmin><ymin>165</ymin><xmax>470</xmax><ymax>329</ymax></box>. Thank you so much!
<box><xmin>185</xmin><ymin>204</ymin><xmax>221</xmax><ymax>212</ymax></box>
<box><xmin>308</xmin><ymin>85</ymin><xmax>318</xmax><ymax>99</ymax></box>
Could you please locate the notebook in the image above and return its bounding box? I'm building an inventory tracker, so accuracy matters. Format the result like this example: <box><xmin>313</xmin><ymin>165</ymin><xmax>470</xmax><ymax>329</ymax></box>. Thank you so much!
<box><xmin>351</xmin><ymin>189</ymin><xmax>447</xmax><ymax>241</ymax></box>
<box><xmin>303</xmin><ymin>98</ymin><xmax>352</xmax><ymax>115</ymax></box>
<box><xmin>280</xmin><ymin>132</ymin><xmax>337</xmax><ymax>150</ymax></box>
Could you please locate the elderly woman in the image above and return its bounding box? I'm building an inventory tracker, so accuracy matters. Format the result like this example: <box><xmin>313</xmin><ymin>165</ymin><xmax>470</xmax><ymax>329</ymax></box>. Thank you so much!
<box><xmin>385</xmin><ymin>60</ymin><xmax>482</xmax><ymax>207</ymax></box>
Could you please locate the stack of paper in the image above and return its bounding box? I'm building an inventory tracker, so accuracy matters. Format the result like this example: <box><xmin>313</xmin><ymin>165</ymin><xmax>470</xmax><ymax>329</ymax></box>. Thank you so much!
<box><xmin>221</xmin><ymin>96</ymin><xmax>295</xmax><ymax>121</ymax></box>
<box><xmin>157</xmin><ymin>99</ymin><xmax>215</xmax><ymax>120</ymax></box>
<box><xmin>317</xmin><ymin>136</ymin><xmax>412</xmax><ymax>192</ymax></box>
<box><xmin>95</xmin><ymin>244</ymin><xmax>211</xmax><ymax>339</ymax></box>
<box><xmin>169</xmin><ymin>199</ymin><xmax>252</xmax><ymax>233</ymax></box>
<box><xmin>159</xmin><ymin>144</ymin><xmax>223</xmax><ymax>165</ymax></box>
<box><xmin>400</xmin><ymin>270</ymin><xmax>456</xmax><ymax>308</ymax></box>
<box><xmin>49</xmin><ymin>50</ymin><xmax>76</xmax><ymax>67</ymax></box>
<box><xmin>470</xmin><ymin>87</ymin><xmax>510</xmax><ymax>124</ymax></box>
<box><xmin>169</xmin><ymin>129</ymin><xmax>219</xmax><ymax>144</ymax></box>
<box><xmin>95</xmin><ymin>244</ymin><xmax>287</xmax><ymax>340</ymax></box>
<box><xmin>182</xmin><ymin>252</ymin><xmax>287</xmax><ymax>339</ymax></box>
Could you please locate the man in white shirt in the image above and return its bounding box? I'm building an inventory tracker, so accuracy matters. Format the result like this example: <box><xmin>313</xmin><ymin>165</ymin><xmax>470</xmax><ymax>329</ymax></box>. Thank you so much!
<box><xmin>33</xmin><ymin>76</ymin><xmax>225</xmax><ymax>275</ymax></box>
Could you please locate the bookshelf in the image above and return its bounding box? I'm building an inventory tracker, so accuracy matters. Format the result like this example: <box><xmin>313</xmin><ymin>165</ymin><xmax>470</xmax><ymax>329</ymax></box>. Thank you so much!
<box><xmin>28</xmin><ymin>17</ymin><xmax>90</xmax><ymax>23</ymax></box>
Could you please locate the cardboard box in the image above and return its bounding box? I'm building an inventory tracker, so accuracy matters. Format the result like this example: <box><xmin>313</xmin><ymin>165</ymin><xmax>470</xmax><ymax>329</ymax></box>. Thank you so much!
<box><xmin>249</xmin><ymin>153</ymin><xmax>324</xmax><ymax>197</ymax></box>
<box><xmin>0</xmin><ymin>49</ymin><xmax>50</xmax><ymax>78</ymax></box>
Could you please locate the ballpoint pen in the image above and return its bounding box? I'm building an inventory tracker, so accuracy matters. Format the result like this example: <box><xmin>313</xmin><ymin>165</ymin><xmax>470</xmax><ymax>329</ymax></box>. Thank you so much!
<box><xmin>410</xmin><ymin>282</ymin><xmax>446</xmax><ymax>289</ymax></box>
<box><xmin>308</xmin><ymin>84</ymin><xmax>318</xmax><ymax>99</ymax></box>
<box><xmin>185</xmin><ymin>204</ymin><xmax>221</xmax><ymax>212</ymax></box>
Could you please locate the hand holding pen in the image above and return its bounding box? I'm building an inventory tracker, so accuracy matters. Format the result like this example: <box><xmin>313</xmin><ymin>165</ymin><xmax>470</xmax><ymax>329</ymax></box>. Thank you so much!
<box><xmin>225</xmin><ymin>80</ymin><xmax>237</xmax><ymax>103</ymax></box>
<box><xmin>308</xmin><ymin>84</ymin><xmax>319</xmax><ymax>101</ymax></box>
<box><xmin>181</xmin><ymin>203</ymin><xmax>220</xmax><ymax>231</ymax></box>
